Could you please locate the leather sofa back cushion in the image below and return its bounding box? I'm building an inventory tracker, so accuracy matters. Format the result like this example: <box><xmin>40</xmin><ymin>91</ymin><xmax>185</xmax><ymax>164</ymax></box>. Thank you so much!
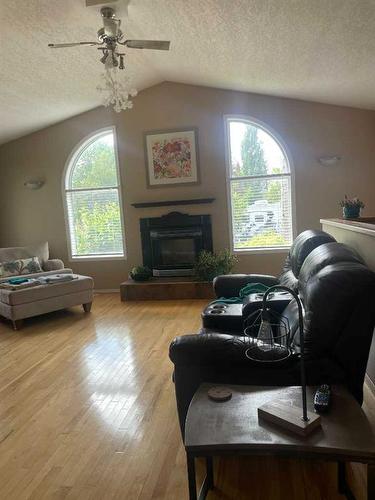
<box><xmin>289</xmin><ymin>230</ymin><xmax>336</xmax><ymax>278</ymax></box>
<box><xmin>301</xmin><ymin>261</ymin><xmax>375</xmax><ymax>357</ymax></box>
<box><xmin>298</xmin><ymin>242</ymin><xmax>364</xmax><ymax>291</ymax></box>
<box><xmin>279</xmin><ymin>255</ymin><xmax>298</xmax><ymax>291</ymax></box>
<box><xmin>0</xmin><ymin>242</ymin><xmax>49</xmax><ymax>266</ymax></box>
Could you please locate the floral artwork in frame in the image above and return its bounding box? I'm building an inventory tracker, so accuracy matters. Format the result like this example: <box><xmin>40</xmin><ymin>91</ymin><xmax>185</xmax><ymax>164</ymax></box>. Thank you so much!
<box><xmin>144</xmin><ymin>128</ymin><xmax>200</xmax><ymax>187</ymax></box>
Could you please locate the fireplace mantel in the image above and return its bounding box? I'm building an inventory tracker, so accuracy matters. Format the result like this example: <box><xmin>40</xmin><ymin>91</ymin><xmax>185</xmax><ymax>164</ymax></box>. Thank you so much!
<box><xmin>131</xmin><ymin>198</ymin><xmax>215</xmax><ymax>208</ymax></box>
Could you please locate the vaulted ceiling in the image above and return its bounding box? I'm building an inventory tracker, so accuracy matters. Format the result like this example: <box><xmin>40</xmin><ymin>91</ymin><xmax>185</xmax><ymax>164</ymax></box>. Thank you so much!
<box><xmin>2</xmin><ymin>0</ymin><xmax>375</xmax><ymax>145</ymax></box>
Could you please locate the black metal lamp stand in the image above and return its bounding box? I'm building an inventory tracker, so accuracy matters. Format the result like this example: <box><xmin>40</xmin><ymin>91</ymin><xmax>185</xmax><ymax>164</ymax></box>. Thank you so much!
<box><xmin>246</xmin><ymin>284</ymin><xmax>321</xmax><ymax>436</ymax></box>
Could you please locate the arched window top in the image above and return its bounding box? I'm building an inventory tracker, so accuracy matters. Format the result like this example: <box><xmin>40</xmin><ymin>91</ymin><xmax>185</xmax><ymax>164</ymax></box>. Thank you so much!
<box><xmin>66</xmin><ymin>129</ymin><xmax>119</xmax><ymax>190</ymax></box>
<box><xmin>226</xmin><ymin>117</ymin><xmax>290</xmax><ymax>178</ymax></box>
<box><xmin>225</xmin><ymin>116</ymin><xmax>295</xmax><ymax>252</ymax></box>
<box><xmin>63</xmin><ymin>127</ymin><xmax>126</xmax><ymax>260</ymax></box>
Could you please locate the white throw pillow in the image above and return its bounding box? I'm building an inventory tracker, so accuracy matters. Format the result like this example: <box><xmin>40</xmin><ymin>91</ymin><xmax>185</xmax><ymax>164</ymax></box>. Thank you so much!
<box><xmin>0</xmin><ymin>257</ymin><xmax>43</xmax><ymax>278</ymax></box>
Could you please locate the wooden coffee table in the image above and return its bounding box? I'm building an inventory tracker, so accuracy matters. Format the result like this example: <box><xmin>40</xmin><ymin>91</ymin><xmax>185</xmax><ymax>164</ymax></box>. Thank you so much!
<box><xmin>184</xmin><ymin>384</ymin><xmax>375</xmax><ymax>499</ymax></box>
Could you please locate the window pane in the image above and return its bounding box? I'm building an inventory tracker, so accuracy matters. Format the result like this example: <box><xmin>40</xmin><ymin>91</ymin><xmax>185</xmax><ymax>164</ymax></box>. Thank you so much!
<box><xmin>67</xmin><ymin>189</ymin><xmax>124</xmax><ymax>257</ymax></box>
<box><xmin>231</xmin><ymin>176</ymin><xmax>293</xmax><ymax>250</ymax></box>
<box><xmin>229</xmin><ymin>121</ymin><xmax>288</xmax><ymax>177</ymax></box>
<box><xmin>70</xmin><ymin>133</ymin><xmax>118</xmax><ymax>189</ymax></box>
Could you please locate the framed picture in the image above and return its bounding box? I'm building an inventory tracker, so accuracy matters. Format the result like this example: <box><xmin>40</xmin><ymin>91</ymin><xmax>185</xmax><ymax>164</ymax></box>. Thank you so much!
<box><xmin>144</xmin><ymin>127</ymin><xmax>200</xmax><ymax>187</ymax></box>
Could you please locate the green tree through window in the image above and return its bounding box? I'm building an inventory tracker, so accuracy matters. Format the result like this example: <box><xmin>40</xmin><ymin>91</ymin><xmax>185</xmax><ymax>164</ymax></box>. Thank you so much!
<box><xmin>72</xmin><ymin>140</ymin><xmax>118</xmax><ymax>189</ymax></box>
<box><xmin>240</xmin><ymin>126</ymin><xmax>268</xmax><ymax>177</ymax></box>
<box><xmin>64</xmin><ymin>130</ymin><xmax>125</xmax><ymax>258</ymax></box>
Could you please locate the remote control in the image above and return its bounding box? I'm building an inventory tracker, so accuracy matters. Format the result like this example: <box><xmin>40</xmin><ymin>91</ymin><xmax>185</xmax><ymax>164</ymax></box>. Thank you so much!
<box><xmin>314</xmin><ymin>384</ymin><xmax>331</xmax><ymax>413</ymax></box>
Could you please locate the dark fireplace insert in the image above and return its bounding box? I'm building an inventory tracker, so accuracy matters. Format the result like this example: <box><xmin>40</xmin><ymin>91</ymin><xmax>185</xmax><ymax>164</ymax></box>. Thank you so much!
<box><xmin>140</xmin><ymin>212</ymin><xmax>213</xmax><ymax>277</ymax></box>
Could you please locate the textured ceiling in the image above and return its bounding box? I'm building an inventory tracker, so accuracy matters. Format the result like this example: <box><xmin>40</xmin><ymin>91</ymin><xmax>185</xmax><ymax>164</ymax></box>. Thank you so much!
<box><xmin>2</xmin><ymin>0</ymin><xmax>375</xmax><ymax>145</ymax></box>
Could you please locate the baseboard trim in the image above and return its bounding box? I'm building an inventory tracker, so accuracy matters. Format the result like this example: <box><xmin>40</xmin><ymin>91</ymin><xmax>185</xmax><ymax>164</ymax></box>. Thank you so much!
<box><xmin>365</xmin><ymin>374</ymin><xmax>375</xmax><ymax>398</ymax></box>
<box><xmin>94</xmin><ymin>289</ymin><xmax>119</xmax><ymax>293</ymax></box>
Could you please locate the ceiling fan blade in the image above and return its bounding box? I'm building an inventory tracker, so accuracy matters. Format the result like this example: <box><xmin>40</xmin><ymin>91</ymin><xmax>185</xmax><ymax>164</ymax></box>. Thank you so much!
<box><xmin>125</xmin><ymin>40</ymin><xmax>170</xmax><ymax>50</ymax></box>
<box><xmin>48</xmin><ymin>42</ymin><xmax>99</xmax><ymax>48</ymax></box>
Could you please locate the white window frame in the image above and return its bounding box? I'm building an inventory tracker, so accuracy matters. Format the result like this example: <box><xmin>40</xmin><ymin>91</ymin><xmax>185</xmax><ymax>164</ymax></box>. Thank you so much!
<box><xmin>224</xmin><ymin>115</ymin><xmax>296</xmax><ymax>254</ymax></box>
<box><xmin>62</xmin><ymin>126</ymin><xmax>127</xmax><ymax>262</ymax></box>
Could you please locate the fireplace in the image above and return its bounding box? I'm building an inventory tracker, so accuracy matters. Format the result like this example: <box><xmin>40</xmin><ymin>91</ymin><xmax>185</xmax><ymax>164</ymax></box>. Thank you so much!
<box><xmin>140</xmin><ymin>212</ymin><xmax>213</xmax><ymax>277</ymax></box>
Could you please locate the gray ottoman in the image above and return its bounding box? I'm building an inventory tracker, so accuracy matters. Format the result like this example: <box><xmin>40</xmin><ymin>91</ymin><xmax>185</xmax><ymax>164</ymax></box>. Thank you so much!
<box><xmin>0</xmin><ymin>275</ymin><xmax>94</xmax><ymax>329</ymax></box>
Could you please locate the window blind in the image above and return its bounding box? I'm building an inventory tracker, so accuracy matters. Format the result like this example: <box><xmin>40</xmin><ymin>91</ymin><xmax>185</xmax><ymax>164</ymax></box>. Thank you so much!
<box><xmin>66</xmin><ymin>188</ymin><xmax>124</xmax><ymax>257</ymax></box>
<box><xmin>230</xmin><ymin>176</ymin><xmax>293</xmax><ymax>250</ymax></box>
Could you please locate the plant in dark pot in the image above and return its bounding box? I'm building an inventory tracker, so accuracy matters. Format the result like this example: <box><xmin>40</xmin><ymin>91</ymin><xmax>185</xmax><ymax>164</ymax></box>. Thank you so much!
<box><xmin>194</xmin><ymin>249</ymin><xmax>238</xmax><ymax>282</ymax></box>
<box><xmin>130</xmin><ymin>265</ymin><xmax>152</xmax><ymax>282</ymax></box>
<box><xmin>340</xmin><ymin>195</ymin><xmax>365</xmax><ymax>219</ymax></box>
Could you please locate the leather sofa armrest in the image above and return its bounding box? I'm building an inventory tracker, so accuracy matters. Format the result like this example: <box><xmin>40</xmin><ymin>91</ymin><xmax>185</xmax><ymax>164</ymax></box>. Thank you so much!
<box><xmin>169</xmin><ymin>333</ymin><xmax>250</xmax><ymax>366</ymax></box>
<box><xmin>169</xmin><ymin>333</ymin><xmax>301</xmax><ymax>436</ymax></box>
<box><xmin>169</xmin><ymin>333</ymin><xmax>251</xmax><ymax>435</ymax></box>
<box><xmin>43</xmin><ymin>259</ymin><xmax>65</xmax><ymax>272</ymax></box>
<box><xmin>213</xmin><ymin>274</ymin><xmax>279</xmax><ymax>298</ymax></box>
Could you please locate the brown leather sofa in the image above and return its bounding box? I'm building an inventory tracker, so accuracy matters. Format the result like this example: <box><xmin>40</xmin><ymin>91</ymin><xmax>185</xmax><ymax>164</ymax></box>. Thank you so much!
<box><xmin>169</xmin><ymin>236</ymin><xmax>375</xmax><ymax>434</ymax></box>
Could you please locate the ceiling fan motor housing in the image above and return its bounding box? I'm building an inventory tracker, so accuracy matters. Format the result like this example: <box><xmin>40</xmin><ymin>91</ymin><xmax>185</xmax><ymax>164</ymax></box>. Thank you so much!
<box><xmin>97</xmin><ymin>27</ymin><xmax>122</xmax><ymax>43</ymax></box>
<box><xmin>101</xmin><ymin>7</ymin><xmax>116</xmax><ymax>18</ymax></box>
<box><xmin>85</xmin><ymin>0</ymin><xmax>130</xmax><ymax>18</ymax></box>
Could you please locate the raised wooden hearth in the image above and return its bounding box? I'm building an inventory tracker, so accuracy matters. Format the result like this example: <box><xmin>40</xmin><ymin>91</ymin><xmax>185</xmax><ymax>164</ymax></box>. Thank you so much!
<box><xmin>120</xmin><ymin>277</ymin><xmax>215</xmax><ymax>301</ymax></box>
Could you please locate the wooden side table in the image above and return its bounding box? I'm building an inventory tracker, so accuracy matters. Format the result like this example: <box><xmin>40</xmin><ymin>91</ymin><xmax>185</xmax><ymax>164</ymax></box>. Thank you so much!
<box><xmin>184</xmin><ymin>384</ymin><xmax>375</xmax><ymax>500</ymax></box>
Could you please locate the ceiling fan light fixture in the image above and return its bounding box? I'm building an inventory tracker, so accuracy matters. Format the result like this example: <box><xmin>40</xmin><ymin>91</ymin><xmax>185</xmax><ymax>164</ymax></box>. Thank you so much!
<box><xmin>100</xmin><ymin>50</ymin><xmax>109</xmax><ymax>64</ymax></box>
<box><xmin>103</xmin><ymin>50</ymin><xmax>118</xmax><ymax>69</ymax></box>
<box><xmin>97</xmin><ymin>67</ymin><xmax>137</xmax><ymax>113</ymax></box>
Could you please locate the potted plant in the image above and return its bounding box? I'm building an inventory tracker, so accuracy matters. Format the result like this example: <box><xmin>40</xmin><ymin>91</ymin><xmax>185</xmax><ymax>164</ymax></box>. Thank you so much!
<box><xmin>194</xmin><ymin>249</ymin><xmax>238</xmax><ymax>282</ymax></box>
<box><xmin>340</xmin><ymin>195</ymin><xmax>365</xmax><ymax>219</ymax></box>
<box><xmin>129</xmin><ymin>265</ymin><xmax>152</xmax><ymax>282</ymax></box>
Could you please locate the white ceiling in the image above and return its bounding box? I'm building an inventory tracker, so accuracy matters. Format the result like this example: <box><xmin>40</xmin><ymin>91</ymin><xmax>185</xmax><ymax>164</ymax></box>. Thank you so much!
<box><xmin>2</xmin><ymin>0</ymin><xmax>375</xmax><ymax>146</ymax></box>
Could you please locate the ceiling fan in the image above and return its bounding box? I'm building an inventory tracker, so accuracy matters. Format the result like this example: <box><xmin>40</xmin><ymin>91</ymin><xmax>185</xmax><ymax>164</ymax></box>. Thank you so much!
<box><xmin>48</xmin><ymin>6</ymin><xmax>170</xmax><ymax>70</ymax></box>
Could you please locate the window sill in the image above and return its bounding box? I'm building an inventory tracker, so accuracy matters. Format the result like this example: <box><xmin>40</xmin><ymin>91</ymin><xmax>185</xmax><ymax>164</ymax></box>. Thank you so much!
<box><xmin>69</xmin><ymin>255</ymin><xmax>127</xmax><ymax>263</ymax></box>
<box><xmin>233</xmin><ymin>247</ymin><xmax>290</xmax><ymax>255</ymax></box>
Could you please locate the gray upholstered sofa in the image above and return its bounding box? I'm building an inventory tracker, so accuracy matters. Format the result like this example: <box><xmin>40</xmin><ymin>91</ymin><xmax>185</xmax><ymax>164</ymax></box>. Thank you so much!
<box><xmin>0</xmin><ymin>242</ymin><xmax>69</xmax><ymax>280</ymax></box>
<box><xmin>0</xmin><ymin>242</ymin><xmax>93</xmax><ymax>329</ymax></box>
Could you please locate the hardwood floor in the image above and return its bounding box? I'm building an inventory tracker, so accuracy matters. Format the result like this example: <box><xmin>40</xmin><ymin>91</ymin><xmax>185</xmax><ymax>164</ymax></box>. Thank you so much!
<box><xmin>0</xmin><ymin>294</ymin><xmax>372</xmax><ymax>499</ymax></box>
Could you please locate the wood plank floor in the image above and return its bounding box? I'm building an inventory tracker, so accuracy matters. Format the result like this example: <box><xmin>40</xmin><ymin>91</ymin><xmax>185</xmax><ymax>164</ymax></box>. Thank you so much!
<box><xmin>0</xmin><ymin>294</ymin><xmax>372</xmax><ymax>499</ymax></box>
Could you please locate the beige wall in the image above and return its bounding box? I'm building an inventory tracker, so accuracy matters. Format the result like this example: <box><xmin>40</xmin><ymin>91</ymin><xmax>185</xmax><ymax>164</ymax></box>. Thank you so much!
<box><xmin>0</xmin><ymin>82</ymin><xmax>375</xmax><ymax>289</ymax></box>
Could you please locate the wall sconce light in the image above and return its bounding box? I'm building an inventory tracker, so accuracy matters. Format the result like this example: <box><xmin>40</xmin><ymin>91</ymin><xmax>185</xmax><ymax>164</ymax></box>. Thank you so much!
<box><xmin>317</xmin><ymin>155</ymin><xmax>341</xmax><ymax>166</ymax></box>
<box><xmin>24</xmin><ymin>179</ymin><xmax>45</xmax><ymax>190</ymax></box>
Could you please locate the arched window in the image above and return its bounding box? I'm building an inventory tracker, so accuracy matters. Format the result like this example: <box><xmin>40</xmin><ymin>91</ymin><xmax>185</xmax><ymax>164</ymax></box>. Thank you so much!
<box><xmin>63</xmin><ymin>127</ymin><xmax>126</xmax><ymax>260</ymax></box>
<box><xmin>225</xmin><ymin>116</ymin><xmax>294</xmax><ymax>251</ymax></box>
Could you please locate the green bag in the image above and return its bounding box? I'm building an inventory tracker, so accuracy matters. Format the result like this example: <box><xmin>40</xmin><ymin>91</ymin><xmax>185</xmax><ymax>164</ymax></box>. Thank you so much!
<box><xmin>210</xmin><ymin>282</ymin><xmax>270</xmax><ymax>305</ymax></box>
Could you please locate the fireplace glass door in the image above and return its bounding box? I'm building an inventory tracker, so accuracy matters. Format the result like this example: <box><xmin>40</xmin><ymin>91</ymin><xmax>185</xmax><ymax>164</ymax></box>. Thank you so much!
<box><xmin>158</xmin><ymin>238</ymin><xmax>196</xmax><ymax>266</ymax></box>
<box><xmin>150</xmin><ymin>228</ymin><xmax>203</xmax><ymax>272</ymax></box>
<box><xmin>140</xmin><ymin>212</ymin><xmax>213</xmax><ymax>277</ymax></box>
